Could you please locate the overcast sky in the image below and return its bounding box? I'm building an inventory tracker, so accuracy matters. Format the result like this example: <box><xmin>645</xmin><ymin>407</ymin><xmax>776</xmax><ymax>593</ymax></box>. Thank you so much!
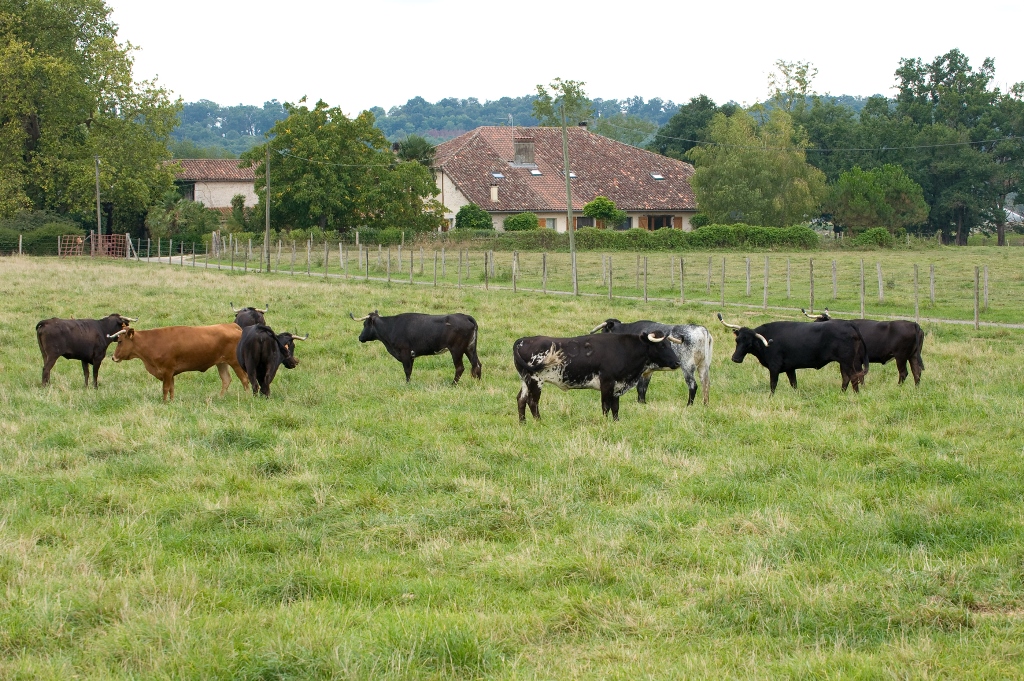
<box><xmin>109</xmin><ymin>0</ymin><xmax>1024</xmax><ymax>114</ymax></box>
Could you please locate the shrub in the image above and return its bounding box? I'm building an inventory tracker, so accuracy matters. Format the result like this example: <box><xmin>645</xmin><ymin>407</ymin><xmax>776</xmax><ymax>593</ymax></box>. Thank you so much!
<box><xmin>690</xmin><ymin>213</ymin><xmax>711</xmax><ymax>228</ymax></box>
<box><xmin>582</xmin><ymin>196</ymin><xmax>627</xmax><ymax>227</ymax></box>
<box><xmin>455</xmin><ymin>204</ymin><xmax>493</xmax><ymax>230</ymax></box>
<box><xmin>503</xmin><ymin>212</ymin><xmax>540</xmax><ymax>232</ymax></box>
<box><xmin>0</xmin><ymin>222</ymin><xmax>85</xmax><ymax>255</ymax></box>
<box><xmin>852</xmin><ymin>227</ymin><xmax>894</xmax><ymax>248</ymax></box>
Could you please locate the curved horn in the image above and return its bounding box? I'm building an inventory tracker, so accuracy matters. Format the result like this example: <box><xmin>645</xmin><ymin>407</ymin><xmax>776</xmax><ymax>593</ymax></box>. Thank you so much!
<box><xmin>667</xmin><ymin>335</ymin><xmax>683</xmax><ymax>344</ymax></box>
<box><xmin>647</xmin><ymin>332</ymin><xmax>667</xmax><ymax>343</ymax></box>
<box><xmin>255</xmin><ymin>303</ymin><xmax>269</xmax><ymax>313</ymax></box>
<box><xmin>292</xmin><ymin>333</ymin><xmax>309</xmax><ymax>341</ymax></box>
<box><xmin>589</xmin><ymin>321</ymin><xmax>608</xmax><ymax>334</ymax></box>
<box><xmin>349</xmin><ymin>312</ymin><xmax>370</xmax><ymax>322</ymax></box>
<box><xmin>120</xmin><ymin>315</ymin><xmax>138</xmax><ymax>322</ymax></box>
<box><xmin>755</xmin><ymin>333</ymin><xmax>770</xmax><ymax>347</ymax></box>
<box><xmin>801</xmin><ymin>308</ymin><xmax>816</xmax><ymax>319</ymax></box>
<box><xmin>107</xmin><ymin>329</ymin><xmax>127</xmax><ymax>339</ymax></box>
<box><xmin>230</xmin><ymin>302</ymin><xmax>241</xmax><ymax>313</ymax></box>
<box><xmin>717</xmin><ymin>312</ymin><xmax>741</xmax><ymax>330</ymax></box>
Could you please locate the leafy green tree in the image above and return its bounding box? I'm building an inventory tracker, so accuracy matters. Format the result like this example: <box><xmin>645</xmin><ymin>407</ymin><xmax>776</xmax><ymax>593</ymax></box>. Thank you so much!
<box><xmin>592</xmin><ymin>114</ymin><xmax>657</xmax><ymax>147</ymax></box>
<box><xmin>582</xmin><ymin>196</ymin><xmax>627</xmax><ymax>228</ymax></box>
<box><xmin>826</xmin><ymin>165</ymin><xmax>928</xmax><ymax>234</ymax></box>
<box><xmin>0</xmin><ymin>0</ymin><xmax>180</xmax><ymax>232</ymax></box>
<box><xmin>455</xmin><ymin>203</ymin><xmax>492</xmax><ymax>230</ymax></box>
<box><xmin>145</xmin><ymin>191</ymin><xmax>220</xmax><ymax>243</ymax></box>
<box><xmin>397</xmin><ymin>134</ymin><xmax>436</xmax><ymax>167</ymax></box>
<box><xmin>767</xmin><ymin>60</ymin><xmax>818</xmax><ymax>117</ymax></box>
<box><xmin>686</xmin><ymin>108</ymin><xmax>826</xmax><ymax>227</ymax></box>
<box><xmin>532</xmin><ymin>78</ymin><xmax>595</xmax><ymax>127</ymax></box>
<box><xmin>503</xmin><ymin>212</ymin><xmax>539</xmax><ymax>231</ymax></box>
<box><xmin>241</xmin><ymin>100</ymin><xmax>443</xmax><ymax>232</ymax></box>
<box><xmin>648</xmin><ymin>95</ymin><xmax>737</xmax><ymax>160</ymax></box>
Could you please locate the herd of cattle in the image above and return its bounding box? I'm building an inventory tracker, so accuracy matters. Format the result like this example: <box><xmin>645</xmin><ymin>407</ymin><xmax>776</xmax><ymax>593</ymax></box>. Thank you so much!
<box><xmin>34</xmin><ymin>303</ymin><xmax>926</xmax><ymax>420</ymax></box>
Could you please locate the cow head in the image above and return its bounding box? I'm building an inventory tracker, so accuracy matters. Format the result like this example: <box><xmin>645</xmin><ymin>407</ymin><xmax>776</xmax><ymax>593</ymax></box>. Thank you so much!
<box><xmin>801</xmin><ymin>308</ymin><xmax>831</xmax><ymax>322</ymax></box>
<box><xmin>718</xmin><ymin>313</ymin><xmax>770</xmax><ymax>363</ymax></box>
<box><xmin>231</xmin><ymin>302</ymin><xmax>268</xmax><ymax>328</ymax></box>
<box><xmin>108</xmin><ymin>328</ymin><xmax>139</xmax><ymax>362</ymax></box>
<box><xmin>590</xmin><ymin>319</ymin><xmax>623</xmax><ymax>334</ymax></box>
<box><xmin>275</xmin><ymin>332</ymin><xmax>307</xmax><ymax>369</ymax></box>
<box><xmin>350</xmin><ymin>310</ymin><xmax>380</xmax><ymax>343</ymax></box>
<box><xmin>102</xmin><ymin>314</ymin><xmax>137</xmax><ymax>334</ymax></box>
<box><xmin>642</xmin><ymin>331</ymin><xmax>683</xmax><ymax>371</ymax></box>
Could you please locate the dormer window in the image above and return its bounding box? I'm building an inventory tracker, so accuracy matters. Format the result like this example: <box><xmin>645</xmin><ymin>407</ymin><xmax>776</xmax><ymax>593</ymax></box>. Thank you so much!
<box><xmin>514</xmin><ymin>137</ymin><xmax>535</xmax><ymax>165</ymax></box>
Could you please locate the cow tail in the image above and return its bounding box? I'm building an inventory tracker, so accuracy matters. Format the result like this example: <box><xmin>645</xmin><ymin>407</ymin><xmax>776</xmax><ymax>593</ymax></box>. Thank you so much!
<box><xmin>35</xmin><ymin>320</ymin><xmax>47</xmax><ymax>357</ymax></box>
<box><xmin>913</xmin><ymin>324</ymin><xmax>925</xmax><ymax>371</ymax></box>
<box><xmin>696</xmin><ymin>329</ymin><xmax>713</xmax><ymax>404</ymax></box>
<box><xmin>858</xmin><ymin>336</ymin><xmax>869</xmax><ymax>377</ymax></box>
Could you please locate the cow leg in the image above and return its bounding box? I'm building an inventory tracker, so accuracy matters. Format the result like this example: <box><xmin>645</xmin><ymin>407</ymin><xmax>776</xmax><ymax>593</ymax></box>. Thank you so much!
<box><xmin>700</xmin><ymin>364</ymin><xmax>711</xmax><ymax>406</ymax></box>
<box><xmin>600</xmin><ymin>380</ymin><xmax>620</xmax><ymax>420</ymax></box>
<box><xmin>467</xmin><ymin>345</ymin><xmax>482</xmax><ymax>380</ymax></box>
<box><xmin>518</xmin><ymin>378</ymin><xmax>541</xmax><ymax>421</ymax></box>
<box><xmin>261</xmin><ymin>361</ymin><xmax>280</xmax><ymax>398</ymax></box>
<box><xmin>769</xmin><ymin>371</ymin><xmax>779</xmax><ymax>395</ymax></box>
<box><xmin>91</xmin><ymin>359</ymin><xmax>101</xmax><ymax>388</ymax></box>
<box><xmin>786</xmin><ymin>370</ymin><xmax>798</xmax><ymax>389</ymax></box>
<box><xmin>400</xmin><ymin>350</ymin><xmax>414</xmax><ymax>383</ymax></box>
<box><xmin>636</xmin><ymin>375</ymin><xmax>650</xmax><ymax>404</ymax></box>
<box><xmin>230</xmin><ymin>361</ymin><xmax>250</xmax><ymax>392</ymax></box>
<box><xmin>683</xmin><ymin>370</ymin><xmax>698</xmax><ymax>407</ymax></box>
<box><xmin>162</xmin><ymin>374</ymin><xmax>175</xmax><ymax>401</ymax></box>
<box><xmin>80</xmin><ymin>360</ymin><xmax>90</xmax><ymax>388</ymax></box>
<box><xmin>896</xmin><ymin>358</ymin><xmax>909</xmax><ymax>385</ymax></box>
<box><xmin>216</xmin><ymin>363</ymin><xmax>233</xmax><ymax>396</ymax></box>
<box><xmin>840</xmin><ymin>366</ymin><xmax>851</xmax><ymax>392</ymax></box>
<box><xmin>41</xmin><ymin>354</ymin><xmax>58</xmax><ymax>386</ymax></box>
<box><xmin>910</xmin><ymin>357</ymin><xmax>924</xmax><ymax>386</ymax></box>
<box><xmin>451</xmin><ymin>351</ymin><xmax>466</xmax><ymax>385</ymax></box>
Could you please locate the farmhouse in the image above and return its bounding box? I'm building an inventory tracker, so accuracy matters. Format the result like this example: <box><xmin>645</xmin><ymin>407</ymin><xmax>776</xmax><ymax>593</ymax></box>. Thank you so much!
<box><xmin>172</xmin><ymin>159</ymin><xmax>256</xmax><ymax>212</ymax></box>
<box><xmin>433</xmin><ymin>125</ymin><xmax>698</xmax><ymax>232</ymax></box>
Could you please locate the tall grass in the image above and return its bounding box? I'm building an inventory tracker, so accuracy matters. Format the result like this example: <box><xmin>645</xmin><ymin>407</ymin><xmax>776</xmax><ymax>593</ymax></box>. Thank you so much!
<box><xmin>1</xmin><ymin>257</ymin><xmax>1023</xmax><ymax>678</ymax></box>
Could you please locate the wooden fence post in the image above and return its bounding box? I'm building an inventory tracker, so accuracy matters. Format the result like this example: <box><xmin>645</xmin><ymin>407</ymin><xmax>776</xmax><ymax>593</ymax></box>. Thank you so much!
<box><xmin>386</xmin><ymin>247</ymin><xmax>391</xmax><ymax>282</ymax></box>
<box><xmin>720</xmin><ymin>257</ymin><xmax>726</xmax><ymax>307</ymax></box>
<box><xmin>277</xmin><ymin>240</ymin><xmax>282</xmax><ymax>271</ymax></box>
<box><xmin>409</xmin><ymin>248</ymin><xmax>413</xmax><ymax>284</ymax></box>
<box><xmin>434</xmin><ymin>250</ymin><xmax>438</xmax><ymax>286</ymax></box>
<box><xmin>643</xmin><ymin>256</ymin><xmax>648</xmax><ymax>303</ymax></box>
<box><xmin>914</xmin><ymin>264</ymin><xmax>919</xmax><ymax>322</ymax></box>
<box><xmin>636</xmin><ymin>253</ymin><xmax>640</xmax><ymax>289</ymax></box>
<box><xmin>680</xmin><ymin>258</ymin><xmax>685</xmax><ymax>303</ymax></box>
<box><xmin>876</xmin><ymin>262</ymin><xmax>883</xmax><ymax>302</ymax></box>
<box><xmin>457</xmin><ymin>250</ymin><xmax>462</xmax><ymax>288</ymax></box>
<box><xmin>984</xmin><ymin>265</ymin><xmax>989</xmax><ymax>310</ymax></box>
<box><xmin>706</xmin><ymin>256</ymin><xmax>712</xmax><ymax>296</ymax></box>
<box><xmin>607</xmin><ymin>255</ymin><xmax>613</xmax><ymax>300</ymax></box>
<box><xmin>397</xmin><ymin>244</ymin><xmax>402</xmax><ymax>273</ymax></box>
<box><xmin>809</xmin><ymin>258</ymin><xmax>814</xmax><ymax>313</ymax></box>
<box><xmin>365</xmin><ymin>248</ymin><xmax>369</xmax><ymax>280</ymax></box>
<box><xmin>543</xmin><ymin>253</ymin><xmax>548</xmax><ymax>294</ymax></box>
<box><xmin>442</xmin><ymin>247</ymin><xmax>446</xmax><ymax>277</ymax></box>
<box><xmin>513</xmin><ymin>250</ymin><xmax>518</xmax><ymax>292</ymax></box>
<box><xmin>324</xmin><ymin>241</ymin><xmax>329</xmax><ymax>279</ymax></box>
<box><xmin>420</xmin><ymin>246</ymin><xmax>424</xmax><ymax>275</ymax></box>
<box><xmin>306</xmin><ymin>238</ymin><xmax>311</xmax><ymax>276</ymax></box>
<box><xmin>974</xmin><ymin>266</ymin><xmax>980</xmax><ymax>330</ymax></box>
<box><xmin>290</xmin><ymin>241</ymin><xmax>295</xmax><ymax>275</ymax></box>
<box><xmin>377</xmin><ymin>244</ymin><xmax>382</xmax><ymax>269</ymax></box>
<box><xmin>745</xmin><ymin>257</ymin><xmax>750</xmax><ymax>296</ymax></box>
<box><xmin>763</xmin><ymin>256</ymin><xmax>769</xmax><ymax>310</ymax></box>
<box><xmin>168</xmin><ymin>238</ymin><xmax>173</xmax><ymax>265</ymax></box>
<box><xmin>859</xmin><ymin>259</ymin><xmax>865</xmax><ymax>317</ymax></box>
<box><xmin>786</xmin><ymin>258</ymin><xmax>791</xmax><ymax>298</ymax></box>
<box><xmin>340</xmin><ymin>243</ymin><xmax>345</xmax><ymax>277</ymax></box>
<box><xmin>831</xmin><ymin>259</ymin><xmax>837</xmax><ymax>300</ymax></box>
<box><xmin>18</xmin><ymin>234</ymin><xmax>22</xmax><ymax>255</ymax></box>
<box><xmin>484</xmin><ymin>251</ymin><xmax>489</xmax><ymax>290</ymax></box>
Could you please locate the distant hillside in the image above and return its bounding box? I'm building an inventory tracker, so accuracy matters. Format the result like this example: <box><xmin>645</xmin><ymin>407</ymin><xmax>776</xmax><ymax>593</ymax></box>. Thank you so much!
<box><xmin>169</xmin><ymin>94</ymin><xmax>877</xmax><ymax>157</ymax></box>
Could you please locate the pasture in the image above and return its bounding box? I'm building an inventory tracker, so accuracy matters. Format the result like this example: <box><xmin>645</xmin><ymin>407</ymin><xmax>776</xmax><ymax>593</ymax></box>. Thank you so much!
<box><xmin>1</xmin><ymin>255</ymin><xmax>1024</xmax><ymax>679</ymax></box>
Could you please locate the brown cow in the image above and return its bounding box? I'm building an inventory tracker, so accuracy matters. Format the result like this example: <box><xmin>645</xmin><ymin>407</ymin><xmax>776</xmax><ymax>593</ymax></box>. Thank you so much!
<box><xmin>109</xmin><ymin>324</ymin><xmax>250</xmax><ymax>400</ymax></box>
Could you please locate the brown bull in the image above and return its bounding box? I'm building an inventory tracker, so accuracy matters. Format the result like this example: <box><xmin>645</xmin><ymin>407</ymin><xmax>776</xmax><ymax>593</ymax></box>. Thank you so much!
<box><xmin>110</xmin><ymin>324</ymin><xmax>250</xmax><ymax>400</ymax></box>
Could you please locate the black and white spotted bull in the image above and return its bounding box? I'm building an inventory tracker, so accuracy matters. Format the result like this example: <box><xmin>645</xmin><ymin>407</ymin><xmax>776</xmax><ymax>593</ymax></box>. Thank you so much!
<box><xmin>350</xmin><ymin>310</ymin><xmax>482</xmax><ymax>384</ymax></box>
<box><xmin>36</xmin><ymin>313</ymin><xmax>137</xmax><ymax>387</ymax></box>
<box><xmin>590</xmin><ymin>318</ymin><xmax>712</xmax><ymax>405</ymax></box>
<box><xmin>230</xmin><ymin>302</ymin><xmax>268</xmax><ymax>328</ymax></box>
<box><xmin>802</xmin><ymin>309</ymin><xmax>925</xmax><ymax>385</ymax></box>
<box><xmin>718</xmin><ymin>313</ymin><xmax>868</xmax><ymax>394</ymax></box>
<box><xmin>513</xmin><ymin>331</ymin><xmax>683</xmax><ymax>421</ymax></box>
<box><xmin>236</xmin><ymin>324</ymin><xmax>307</xmax><ymax>397</ymax></box>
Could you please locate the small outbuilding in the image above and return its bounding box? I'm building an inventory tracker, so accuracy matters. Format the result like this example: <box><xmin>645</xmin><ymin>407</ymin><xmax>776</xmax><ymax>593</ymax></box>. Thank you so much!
<box><xmin>173</xmin><ymin>159</ymin><xmax>256</xmax><ymax>211</ymax></box>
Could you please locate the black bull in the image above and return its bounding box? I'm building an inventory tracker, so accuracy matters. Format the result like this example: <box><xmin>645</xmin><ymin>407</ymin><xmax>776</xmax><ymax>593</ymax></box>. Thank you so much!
<box><xmin>803</xmin><ymin>309</ymin><xmax>925</xmax><ymax>385</ymax></box>
<box><xmin>513</xmin><ymin>332</ymin><xmax>682</xmax><ymax>421</ymax></box>
<box><xmin>36</xmin><ymin>314</ymin><xmax>136</xmax><ymax>387</ymax></box>
<box><xmin>718</xmin><ymin>313</ymin><xmax>868</xmax><ymax>393</ymax></box>
<box><xmin>236</xmin><ymin>324</ymin><xmax>307</xmax><ymax>396</ymax></box>
<box><xmin>230</xmin><ymin>302</ymin><xmax>268</xmax><ymax>328</ymax></box>
<box><xmin>351</xmin><ymin>311</ymin><xmax>482</xmax><ymax>384</ymax></box>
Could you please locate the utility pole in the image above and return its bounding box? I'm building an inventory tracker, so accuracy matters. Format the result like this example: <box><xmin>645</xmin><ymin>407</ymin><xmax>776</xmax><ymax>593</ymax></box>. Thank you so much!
<box><xmin>94</xmin><ymin>156</ymin><xmax>102</xmax><ymax>238</ymax></box>
<box><xmin>560</xmin><ymin>104</ymin><xmax>577</xmax><ymax>295</ymax></box>
<box><xmin>264</xmin><ymin>145</ymin><xmax>271</xmax><ymax>272</ymax></box>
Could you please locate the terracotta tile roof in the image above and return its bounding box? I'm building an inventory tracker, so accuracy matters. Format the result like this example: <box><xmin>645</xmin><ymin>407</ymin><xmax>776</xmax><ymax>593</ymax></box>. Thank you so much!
<box><xmin>434</xmin><ymin>126</ymin><xmax>696</xmax><ymax>213</ymax></box>
<box><xmin>172</xmin><ymin>159</ymin><xmax>255</xmax><ymax>182</ymax></box>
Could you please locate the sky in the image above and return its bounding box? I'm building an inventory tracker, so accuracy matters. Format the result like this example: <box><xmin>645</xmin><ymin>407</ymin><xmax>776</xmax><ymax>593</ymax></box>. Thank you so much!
<box><xmin>109</xmin><ymin>0</ymin><xmax>1024</xmax><ymax>114</ymax></box>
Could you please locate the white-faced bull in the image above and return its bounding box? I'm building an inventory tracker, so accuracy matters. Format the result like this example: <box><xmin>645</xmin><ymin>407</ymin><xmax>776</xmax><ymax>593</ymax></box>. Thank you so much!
<box><xmin>351</xmin><ymin>310</ymin><xmax>482</xmax><ymax>384</ymax></box>
<box><xmin>590</xmin><ymin>318</ymin><xmax>712</xmax><ymax>405</ymax></box>
<box><xmin>513</xmin><ymin>331</ymin><xmax>683</xmax><ymax>421</ymax></box>
<box><xmin>236</xmin><ymin>324</ymin><xmax>307</xmax><ymax>397</ymax></box>
<box><xmin>719</xmin><ymin>312</ymin><xmax>868</xmax><ymax>394</ymax></box>
<box><xmin>36</xmin><ymin>314</ymin><xmax>137</xmax><ymax>387</ymax></box>
<box><xmin>230</xmin><ymin>302</ymin><xmax>268</xmax><ymax>328</ymax></box>
<box><xmin>802</xmin><ymin>309</ymin><xmax>925</xmax><ymax>385</ymax></box>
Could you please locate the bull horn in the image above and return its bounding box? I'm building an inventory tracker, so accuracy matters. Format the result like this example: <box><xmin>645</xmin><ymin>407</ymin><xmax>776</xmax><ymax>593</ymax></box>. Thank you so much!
<box><xmin>717</xmin><ymin>312</ymin><xmax>741</xmax><ymax>330</ymax></box>
<box><xmin>801</xmin><ymin>308</ymin><xmax>816</xmax><ymax>319</ymax></box>
<box><xmin>589</xmin><ymin>321</ymin><xmax>607</xmax><ymax>334</ymax></box>
<box><xmin>230</xmin><ymin>302</ymin><xmax>241</xmax><ymax>312</ymax></box>
<box><xmin>647</xmin><ymin>332</ymin><xmax>667</xmax><ymax>343</ymax></box>
<box><xmin>255</xmin><ymin>303</ymin><xmax>269</xmax><ymax>313</ymax></box>
<box><xmin>755</xmin><ymin>333</ymin><xmax>770</xmax><ymax>347</ymax></box>
<box><xmin>107</xmin><ymin>329</ymin><xmax>127</xmax><ymax>339</ymax></box>
<box><xmin>293</xmin><ymin>333</ymin><xmax>309</xmax><ymax>341</ymax></box>
<box><xmin>349</xmin><ymin>312</ymin><xmax>370</xmax><ymax>322</ymax></box>
<box><xmin>667</xmin><ymin>335</ymin><xmax>683</xmax><ymax>344</ymax></box>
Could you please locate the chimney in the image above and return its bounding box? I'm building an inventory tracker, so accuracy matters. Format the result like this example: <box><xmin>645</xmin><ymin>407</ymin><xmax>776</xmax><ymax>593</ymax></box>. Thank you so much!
<box><xmin>490</xmin><ymin>184</ymin><xmax>499</xmax><ymax>203</ymax></box>
<box><xmin>578</xmin><ymin>121</ymin><xmax>588</xmax><ymax>129</ymax></box>
<box><xmin>513</xmin><ymin>136</ymin><xmax>535</xmax><ymax>164</ymax></box>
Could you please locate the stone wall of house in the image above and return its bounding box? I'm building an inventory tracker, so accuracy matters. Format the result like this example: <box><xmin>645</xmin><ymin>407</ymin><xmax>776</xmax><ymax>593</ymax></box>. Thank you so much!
<box><xmin>193</xmin><ymin>181</ymin><xmax>257</xmax><ymax>209</ymax></box>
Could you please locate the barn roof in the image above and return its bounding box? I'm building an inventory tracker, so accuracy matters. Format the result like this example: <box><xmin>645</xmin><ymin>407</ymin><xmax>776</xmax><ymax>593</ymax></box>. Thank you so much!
<box><xmin>172</xmin><ymin>159</ymin><xmax>255</xmax><ymax>182</ymax></box>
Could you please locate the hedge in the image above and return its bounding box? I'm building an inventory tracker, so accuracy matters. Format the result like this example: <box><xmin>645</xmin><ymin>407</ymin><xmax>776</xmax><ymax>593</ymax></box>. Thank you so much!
<box><xmin>0</xmin><ymin>223</ymin><xmax>85</xmax><ymax>255</ymax></box>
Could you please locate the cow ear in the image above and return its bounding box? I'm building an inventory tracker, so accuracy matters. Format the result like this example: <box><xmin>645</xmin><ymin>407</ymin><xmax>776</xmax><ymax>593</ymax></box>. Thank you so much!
<box><xmin>126</xmin><ymin>328</ymin><xmax>135</xmax><ymax>339</ymax></box>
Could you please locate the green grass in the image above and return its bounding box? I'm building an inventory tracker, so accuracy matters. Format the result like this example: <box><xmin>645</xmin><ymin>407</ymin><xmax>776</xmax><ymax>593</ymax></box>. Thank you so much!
<box><xmin>2</xmin><ymin>256</ymin><xmax>1024</xmax><ymax>678</ymax></box>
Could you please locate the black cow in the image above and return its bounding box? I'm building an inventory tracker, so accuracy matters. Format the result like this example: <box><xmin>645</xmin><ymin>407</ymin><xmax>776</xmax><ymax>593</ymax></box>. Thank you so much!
<box><xmin>230</xmin><ymin>302</ymin><xmax>268</xmax><ymax>328</ymax></box>
<box><xmin>236</xmin><ymin>324</ymin><xmax>307</xmax><ymax>397</ymax></box>
<box><xmin>803</xmin><ymin>308</ymin><xmax>925</xmax><ymax>385</ymax></box>
<box><xmin>36</xmin><ymin>314</ymin><xmax>137</xmax><ymax>387</ymax></box>
<box><xmin>591</xmin><ymin>318</ymin><xmax>713</xmax><ymax>405</ymax></box>
<box><xmin>351</xmin><ymin>310</ymin><xmax>482</xmax><ymax>384</ymax></box>
<box><xmin>513</xmin><ymin>331</ymin><xmax>682</xmax><ymax>421</ymax></box>
<box><xmin>718</xmin><ymin>313</ymin><xmax>868</xmax><ymax>394</ymax></box>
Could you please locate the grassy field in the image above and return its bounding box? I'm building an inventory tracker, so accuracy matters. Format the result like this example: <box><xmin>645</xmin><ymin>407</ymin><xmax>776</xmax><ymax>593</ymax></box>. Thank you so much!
<box><xmin>189</xmin><ymin>244</ymin><xmax>1024</xmax><ymax>325</ymax></box>
<box><xmin>2</xmin><ymin>255</ymin><xmax>1024</xmax><ymax>679</ymax></box>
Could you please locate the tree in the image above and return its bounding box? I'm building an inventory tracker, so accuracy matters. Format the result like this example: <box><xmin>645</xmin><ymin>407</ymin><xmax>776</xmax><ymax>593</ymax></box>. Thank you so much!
<box><xmin>455</xmin><ymin>204</ymin><xmax>493</xmax><ymax>230</ymax></box>
<box><xmin>532</xmin><ymin>78</ymin><xmax>595</xmax><ymax>127</ymax></box>
<box><xmin>826</xmin><ymin>165</ymin><xmax>928</xmax><ymax>234</ymax></box>
<box><xmin>767</xmin><ymin>60</ymin><xmax>818</xmax><ymax>117</ymax></box>
<box><xmin>686</xmin><ymin>108</ymin><xmax>826</xmax><ymax>227</ymax></box>
<box><xmin>647</xmin><ymin>95</ymin><xmax>736</xmax><ymax>160</ymax></box>
<box><xmin>592</xmin><ymin>115</ymin><xmax>657</xmax><ymax>147</ymax></box>
<box><xmin>145</xmin><ymin>191</ymin><xmax>220</xmax><ymax>243</ymax></box>
<box><xmin>503</xmin><ymin>212</ymin><xmax>539</xmax><ymax>231</ymax></box>
<box><xmin>240</xmin><ymin>100</ymin><xmax>443</xmax><ymax>232</ymax></box>
<box><xmin>0</xmin><ymin>0</ymin><xmax>180</xmax><ymax>232</ymax></box>
<box><xmin>397</xmin><ymin>134</ymin><xmax>436</xmax><ymax>167</ymax></box>
<box><xmin>582</xmin><ymin>196</ymin><xmax>627</xmax><ymax>228</ymax></box>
